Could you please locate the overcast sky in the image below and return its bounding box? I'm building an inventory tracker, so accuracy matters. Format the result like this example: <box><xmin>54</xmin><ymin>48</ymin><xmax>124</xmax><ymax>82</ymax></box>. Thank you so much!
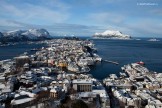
<box><xmin>0</xmin><ymin>0</ymin><xmax>162</xmax><ymax>37</ymax></box>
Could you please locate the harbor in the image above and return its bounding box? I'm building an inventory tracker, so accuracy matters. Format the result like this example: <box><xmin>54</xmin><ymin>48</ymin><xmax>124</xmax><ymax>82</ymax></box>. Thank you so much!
<box><xmin>0</xmin><ymin>38</ymin><xmax>162</xmax><ymax>108</ymax></box>
<box><xmin>0</xmin><ymin>38</ymin><xmax>108</xmax><ymax>108</ymax></box>
<box><xmin>0</xmin><ymin>0</ymin><xmax>162</xmax><ymax>107</ymax></box>
<box><xmin>103</xmin><ymin>62</ymin><xmax>162</xmax><ymax>108</ymax></box>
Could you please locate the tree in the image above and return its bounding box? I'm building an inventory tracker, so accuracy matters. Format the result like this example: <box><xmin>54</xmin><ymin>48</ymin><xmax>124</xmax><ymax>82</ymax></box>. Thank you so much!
<box><xmin>71</xmin><ymin>100</ymin><xmax>88</xmax><ymax>108</ymax></box>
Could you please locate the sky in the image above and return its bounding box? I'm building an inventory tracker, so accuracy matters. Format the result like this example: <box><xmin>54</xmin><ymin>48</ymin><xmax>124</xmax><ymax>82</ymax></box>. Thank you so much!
<box><xmin>0</xmin><ymin>0</ymin><xmax>162</xmax><ymax>37</ymax></box>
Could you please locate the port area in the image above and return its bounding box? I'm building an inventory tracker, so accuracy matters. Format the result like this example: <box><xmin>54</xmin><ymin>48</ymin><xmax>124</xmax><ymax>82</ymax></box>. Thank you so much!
<box><xmin>0</xmin><ymin>38</ymin><xmax>108</xmax><ymax>108</ymax></box>
<box><xmin>0</xmin><ymin>38</ymin><xmax>162</xmax><ymax>108</ymax></box>
<box><xmin>103</xmin><ymin>62</ymin><xmax>162</xmax><ymax>108</ymax></box>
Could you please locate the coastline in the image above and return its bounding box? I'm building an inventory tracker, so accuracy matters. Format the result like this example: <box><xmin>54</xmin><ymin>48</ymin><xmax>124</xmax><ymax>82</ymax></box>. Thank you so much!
<box><xmin>0</xmin><ymin>38</ymin><xmax>162</xmax><ymax>108</ymax></box>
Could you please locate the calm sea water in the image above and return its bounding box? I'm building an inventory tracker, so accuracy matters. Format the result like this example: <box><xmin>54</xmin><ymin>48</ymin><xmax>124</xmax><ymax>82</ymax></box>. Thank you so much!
<box><xmin>0</xmin><ymin>43</ymin><xmax>46</xmax><ymax>60</ymax></box>
<box><xmin>0</xmin><ymin>38</ymin><xmax>162</xmax><ymax>80</ymax></box>
<box><xmin>89</xmin><ymin>38</ymin><xmax>162</xmax><ymax>79</ymax></box>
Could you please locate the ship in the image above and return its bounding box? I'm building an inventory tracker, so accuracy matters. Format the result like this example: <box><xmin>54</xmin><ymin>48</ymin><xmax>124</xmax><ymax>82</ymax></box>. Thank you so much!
<box><xmin>147</xmin><ymin>38</ymin><xmax>160</xmax><ymax>42</ymax></box>
<box><xmin>136</xmin><ymin>61</ymin><xmax>145</xmax><ymax>65</ymax></box>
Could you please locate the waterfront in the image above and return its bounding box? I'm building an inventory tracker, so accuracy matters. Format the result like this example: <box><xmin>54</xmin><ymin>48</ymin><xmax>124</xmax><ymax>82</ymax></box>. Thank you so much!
<box><xmin>90</xmin><ymin>38</ymin><xmax>162</xmax><ymax>79</ymax></box>
<box><xmin>0</xmin><ymin>38</ymin><xmax>108</xmax><ymax>108</ymax></box>
<box><xmin>0</xmin><ymin>42</ymin><xmax>46</xmax><ymax>60</ymax></box>
<box><xmin>1</xmin><ymin>38</ymin><xmax>162</xmax><ymax>80</ymax></box>
<box><xmin>1</xmin><ymin>38</ymin><xmax>162</xmax><ymax>108</ymax></box>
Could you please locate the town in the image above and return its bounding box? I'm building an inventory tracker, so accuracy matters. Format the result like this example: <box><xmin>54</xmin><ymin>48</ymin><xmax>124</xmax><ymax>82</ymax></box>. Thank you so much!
<box><xmin>0</xmin><ymin>38</ymin><xmax>162</xmax><ymax>108</ymax></box>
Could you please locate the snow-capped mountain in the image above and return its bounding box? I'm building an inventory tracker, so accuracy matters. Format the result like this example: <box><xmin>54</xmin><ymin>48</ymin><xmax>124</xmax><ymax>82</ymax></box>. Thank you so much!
<box><xmin>0</xmin><ymin>29</ymin><xmax>51</xmax><ymax>42</ymax></box>
<box><xmin>93</xmin><ymin>30</ymin><xmax>131</xmax><ymax>39</ymax></box>
<box><xmin>21</xmin><ymin>29</ymin><xmax>50</xmax><ymax>39</ymax></box>
<box><xmin>3</xmin><ymin>30</ymin><xmax>24</xmax><ymax>37</ymax></box>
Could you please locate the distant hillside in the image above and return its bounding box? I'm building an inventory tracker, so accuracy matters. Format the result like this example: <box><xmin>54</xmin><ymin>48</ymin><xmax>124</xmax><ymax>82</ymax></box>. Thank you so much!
<box><xmin>0</xmin><ymin>32</ymin><xmax>3</xmax><ymax>38</ymax></box>
<box><xmin>0</xmin><ymin>28</ymin><xmax>51</xmax><ymax>42</ymax></box>
<box><xmin>93</xmin><ymin>30</ymin><xmax>131</xmax><ymax>39</ymax></box>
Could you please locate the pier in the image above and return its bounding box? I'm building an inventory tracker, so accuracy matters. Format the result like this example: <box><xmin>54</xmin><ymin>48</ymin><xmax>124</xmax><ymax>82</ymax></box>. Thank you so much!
<box><xmin>103</xmin><ymin>60</ymin><xmax>119</xmax><ymax>65</ymax></box>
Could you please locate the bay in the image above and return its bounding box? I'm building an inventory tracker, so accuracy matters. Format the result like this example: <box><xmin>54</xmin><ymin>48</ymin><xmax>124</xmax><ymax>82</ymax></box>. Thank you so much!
<box><xmin>89</xmin><ymin>38</ymin><xmax>162</xmax><ymax>79</ymax></box>
<box><xmin>0</xmin><ymin>38</ymin><xmax>162</xmax><ymax>80</ymax></box>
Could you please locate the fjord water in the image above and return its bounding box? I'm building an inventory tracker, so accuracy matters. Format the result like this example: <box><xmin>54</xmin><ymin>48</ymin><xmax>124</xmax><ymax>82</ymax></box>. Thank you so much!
<box><xmin>0</xmin><ymin>43</ymin><xmax>46</xmax><ymax>60</ymax></box>
<box><xmin>89</xmin><ymin>38</ymin><xmax>162</xmax><ymax>79</ymax></box>
<box><xmin>0</xmin><ymin>38</ymin><xmax>162</xmax><ymax>80</ymax></box>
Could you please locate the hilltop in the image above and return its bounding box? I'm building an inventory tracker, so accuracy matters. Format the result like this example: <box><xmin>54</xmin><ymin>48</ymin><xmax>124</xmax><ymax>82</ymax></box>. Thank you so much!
<box><xmin>93</xmin><ymin>30</ymin><xmax>131</xmax><ymax>39</ymax></box>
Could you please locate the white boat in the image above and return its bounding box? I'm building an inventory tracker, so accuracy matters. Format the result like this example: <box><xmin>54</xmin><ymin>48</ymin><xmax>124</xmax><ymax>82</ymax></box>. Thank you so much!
<box><xmin>147</xmin><ymin>38</ymin><xmax>160</xmax><ymax>42</ymax></box>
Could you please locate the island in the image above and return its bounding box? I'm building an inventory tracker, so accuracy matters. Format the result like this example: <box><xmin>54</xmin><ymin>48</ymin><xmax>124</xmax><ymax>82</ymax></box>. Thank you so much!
<box><xmin>93</xmin><ymin>30</ymin><xmax>131</xmax><ymax>40</ymax></box>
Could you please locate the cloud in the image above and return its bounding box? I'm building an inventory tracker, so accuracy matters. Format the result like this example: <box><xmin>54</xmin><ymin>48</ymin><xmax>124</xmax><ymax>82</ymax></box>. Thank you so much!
<box><xmin>0</xmin><ymin>19</ymin><xmax>104</xmax><ymax>36</ymax></box>
<box><xmin>0</xmin><ymin>19</ymin><xmax>24</xmax><ymax>27</ymax></box>
<box><xmin>0</xmin><ymin>3</ymin><xmax>24</xmax><ymax>17</ymax></box>
<box><xmin>127</xmin><ymin>19</ymin><xmax>162</xmax><ymax>36</ymax></box>
<box><xmin>150</xmin><ymin>9</ymin><xmax>162</xmax><ymax>16</ymax></box>
<box><xmin>0</xmin><ymin>0</ymin><xmax>161</xmax><ymax>37</ymax></box>
<box><xmin>89</xmin><ymin>12</ymin><xmax>126</xmax><ymax>24</ymax></box>
<box><xmin>94</xmin><ymin>3</ymin><xmax>162</xmax><ymax>37</ymax></box>
<box><xmin>0</xmin><ymin>0</ymin><xmax>70</xmax><ymax>24</ymax></box>
<box><xmin>87</xmin><ymin>12</ymin><xmax>135</xmax><ymax>35</ymax></box>
<box><xmin>44</xmin><ymin>23</ymin><xmax>105</xmax><ymax>36</ymax></box>
<box><xmin>23</xmin><ymin>4</ymin><xmax>70</xmax><ymax>24</ymax></box>
<box><xmin>43</xmin><ymin>0</ymin><xmax>71</xmax><ymax>10</ymax></box>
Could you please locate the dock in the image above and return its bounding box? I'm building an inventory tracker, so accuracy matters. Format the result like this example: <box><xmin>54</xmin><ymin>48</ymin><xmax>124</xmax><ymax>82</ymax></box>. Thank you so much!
<box><xmin>103</xmin><ymin>60</ymin><xmax>119</xmax><ymax>65</ymax></box>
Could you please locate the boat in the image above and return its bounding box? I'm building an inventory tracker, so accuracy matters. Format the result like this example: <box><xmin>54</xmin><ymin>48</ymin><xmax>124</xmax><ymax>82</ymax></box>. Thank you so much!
<box><xmin>147</xmin><ymin>38</ymin><xmax>160</xmax><ymax>42</ymax></box>
<box><xmin>136</xmin><ymin>61</ymin><xmax>145</xmax><ymax>65</ymax></box>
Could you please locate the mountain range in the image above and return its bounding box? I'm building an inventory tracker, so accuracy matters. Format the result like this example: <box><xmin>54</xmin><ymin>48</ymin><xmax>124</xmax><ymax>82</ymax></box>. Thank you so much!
<box><xmin>0</xmin><ymin>29</ymin><xmax>51</xmax><ymax>42</ymax></box>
